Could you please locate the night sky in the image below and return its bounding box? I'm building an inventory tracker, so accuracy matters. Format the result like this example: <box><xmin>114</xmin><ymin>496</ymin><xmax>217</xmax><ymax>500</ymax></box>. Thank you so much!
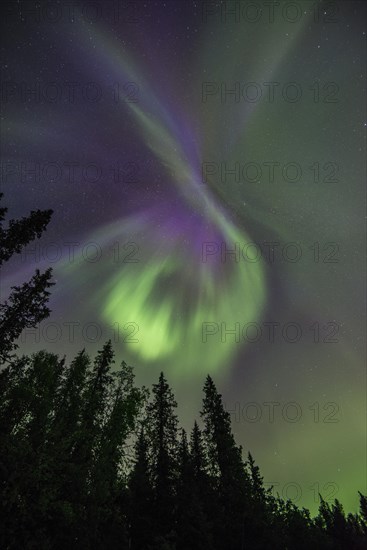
<box><xmin>1</xmin><ymin>0</ymin><xmax>366</xmax><ymax>514</ymax></box>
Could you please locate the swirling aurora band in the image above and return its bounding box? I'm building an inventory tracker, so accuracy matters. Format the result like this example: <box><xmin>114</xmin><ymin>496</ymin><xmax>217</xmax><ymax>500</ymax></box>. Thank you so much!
<box><xmin>2</xmin><ymin>2</ymin><xmax>365</xmax><ymax>514</ymax></box>
<box><xmin>62</xmin><ymin>16</ymin><xmax>305</xmax><ymax>374</ymax></box>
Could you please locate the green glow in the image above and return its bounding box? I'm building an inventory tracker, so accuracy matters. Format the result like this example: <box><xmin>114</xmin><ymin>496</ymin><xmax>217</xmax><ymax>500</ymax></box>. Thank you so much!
<box><xmin>68</xmin><ymin>21</ymin><xmax>268</xmax><ymax>375</ymax></box>
<box><xmin>99</xmin><ymin>218</ymin><xmax>265</xmax><ymax>375</ymax></box>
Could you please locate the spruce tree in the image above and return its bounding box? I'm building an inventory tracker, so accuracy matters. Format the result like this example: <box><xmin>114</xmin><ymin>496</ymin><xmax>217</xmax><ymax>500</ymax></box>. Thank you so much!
<box><xmin>0</xmin><ymin>193</ymin><xmax>52</xmax><ymax>264</ymax></box>
<box><xmin>146</xmin><ymin>372</ymin><xmax>178</xmax><ymax>544</ymax></box>
<box><xmin>69</xmin><ymin>341</ymin><xmax>115</xmax><ymax>545</ymax></box>
<box><xmin>0</xmin><ymin>269</ymin><xmax>54</xmax><ymax>364</ymax></box>
<box><xmin>44</xmin><ymin>350</ymin><xmax>91</xmax><ymax>547</ymax></box>
<box><xmin>200</xmin><ymin>375</ymin><xmax>251</xmax><ymax>550</ymax></box>
<box><xmin>0</xmin><ymin>193</ymin><xmax>54</xmax><ymax>364</ymax></box>
<box><xmin>359</xmin><ymin>492</ymin><xmax>367</xmax><ymax>536</ymax></box>
<box><xmin>129</xmin><ymin>429</ymin><xmax>155</xmax><ymax>550</ymax></box>
<box><xmin>0</xmin><ymin>351</ymin><xmax>65</xmax><ymax>548</ymax></box>
<box><xmin>1</xmin><ymin>343</ymin><xmax>366</xmax><ymax>549</ymax></box>
<box><xmin>175</xmin><ymin>428</ymin><xmax>214</xmax><ymax>550</ymax></box>
<box><xmin>89</xmin><ymin>360</ymin><xmax>144</xmax><ymax>547</ymax></box>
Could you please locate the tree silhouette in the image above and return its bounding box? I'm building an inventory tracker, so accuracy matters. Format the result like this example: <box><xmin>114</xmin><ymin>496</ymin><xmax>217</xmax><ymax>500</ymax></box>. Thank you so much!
<box><xmin>0</xmin><ymin>193</ymin><xmax>54</xmax><ymax>364</ymax></box>
<box><xmin>145</xmin><ymin>372</ymin><xmax>178</xmax><ymax>546</ymax></box>
<box><xmin>176</xmin><ymin>428</ymin><xmax>214</xmax><ymax>549</ymax></box>
<box><xmin>1</xmin><ymin>196</ymin><xmax>365</xmax><ymax>549</ymax></box>
<box><xmin>129</xmin><ymin>429</ymin><xmax>155</xmax><ymax>550</ymax></box>
<box><xmin>0</xmin><ymin>346</ymin><xmax>366</xmax><ymax>549</ymax></box>
<box><xmin>201</xmin><ymin>375</ymin><xmax>252</xmax><ymax>549</ymax></box>
<box><xmin>0</xmin><ymin>193</ymin><xmax>53</xmax><ymax>265</ymax></box>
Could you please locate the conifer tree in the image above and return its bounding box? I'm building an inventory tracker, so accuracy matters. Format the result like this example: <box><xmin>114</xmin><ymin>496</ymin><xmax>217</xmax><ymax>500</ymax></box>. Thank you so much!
<box><xmin>0</xmin><ymin>193</ymin><xmax>52</xmax><ymax>264</ymax></box>
<box><xmin>0</xmin><ymin>344</ymin><xmax>366</xmax><ymax>549</ymax></box>
<box><xmin>0</xmin><ymin>269</ymin><xmax>54</xmax><ymax>364</ymax></box>
<box><xmin>44</xmin><ymin>350</ymin><xmax>91</xmax><ymax>546</ymax></box>
<box><xmin>0</xmin><ymin>351</ymin><xmax>65</xmax><ymax>548</ymax></box>
<box><xmin>88</xmin><ymin>360</ymin><xmax>144</xmax><ymax>547</ymax></box>
<box><xmin>0</xmin><ymin>193</ymin><xmax>54</xmax><ymax>364</ymax></box>
<box><xmin>68</xmin><ymin>340</ymin><xmax>115</xmax><ymax>545</ymax></box>
<box><xmin>359</xmin><ymin>492</ymin><xmax>367</xmax><ymax>535</ymax></box>
<box><xmin>146</xmin><ymin>372</ymin><xmax>178</xmax><ymax>543</ymax></box>
<box><xmin>129</xmin><ymin>429</ymin><xmax>155</xmax><ymax>550</ymax></box>
<box><xmin>176</xmin><ymin>428</ymin><xmax>214</xmax><ymax>549</ymax></box>
<box><xmin>201</xmin><ymin>375</ymin><xmax>251</xmax><ymax>549</ymax></box>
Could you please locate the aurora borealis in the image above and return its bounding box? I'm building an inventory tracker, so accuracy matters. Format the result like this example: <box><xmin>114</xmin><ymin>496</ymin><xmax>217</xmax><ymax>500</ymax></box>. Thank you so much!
<box><xmin>1</xmin><ymin>0</ymin><xmax>366</xmax><ymax>515</ymax></box>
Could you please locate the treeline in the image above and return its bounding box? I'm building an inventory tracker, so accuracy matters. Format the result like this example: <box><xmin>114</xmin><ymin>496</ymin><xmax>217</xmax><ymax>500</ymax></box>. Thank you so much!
<box><xmin>0</xmin><ymin>197</ymin><xmax>366</xmax><ymax>548</ymax></box>
<box><xmin>0</xmin><ymin>343</ymin><xmax>366</xmax><ymax>550</ymax></box>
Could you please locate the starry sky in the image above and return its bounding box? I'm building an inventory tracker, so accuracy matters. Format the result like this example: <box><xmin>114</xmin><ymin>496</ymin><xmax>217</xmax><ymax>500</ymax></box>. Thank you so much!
<box><xmin>1</xmin><ymin>0</ymin><xmax>366</xmax><ymax>514</ymax></box>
